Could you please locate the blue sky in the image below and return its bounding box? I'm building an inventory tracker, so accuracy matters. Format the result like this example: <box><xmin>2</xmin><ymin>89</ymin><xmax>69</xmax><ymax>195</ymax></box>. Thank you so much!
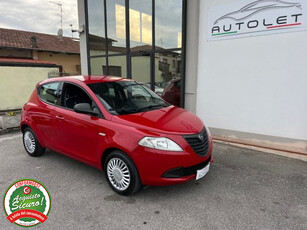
<box><xmin>0</xmin><ymin>0</ymin><xmax>78</xmax><ymax>37</ymax></box>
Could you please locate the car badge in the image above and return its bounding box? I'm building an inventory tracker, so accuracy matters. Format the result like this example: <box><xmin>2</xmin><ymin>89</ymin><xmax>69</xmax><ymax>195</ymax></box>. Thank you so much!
<box><xmin>198</xmin><ymin>134</ymin><xmax>204</xmax><ymax>141</ymax></box>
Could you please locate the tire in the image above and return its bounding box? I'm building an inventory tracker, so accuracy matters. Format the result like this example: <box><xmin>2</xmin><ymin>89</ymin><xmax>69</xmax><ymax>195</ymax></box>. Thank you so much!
<box><xmin>23</xmin><ymin>127</ymin><xmax>46</xmax><ymax>157</ymax></box>
<box><xmin>104</xmin><ymin>150</ymin><xmax>142</xmax><ymax>195</ymax></box>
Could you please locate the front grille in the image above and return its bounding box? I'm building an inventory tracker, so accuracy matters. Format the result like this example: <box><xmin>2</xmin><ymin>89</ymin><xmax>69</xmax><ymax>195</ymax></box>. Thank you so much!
<box><xmin>183</xmin><ymin>128</ymin><xmax>210</xmax><ymax>157</ymax></box>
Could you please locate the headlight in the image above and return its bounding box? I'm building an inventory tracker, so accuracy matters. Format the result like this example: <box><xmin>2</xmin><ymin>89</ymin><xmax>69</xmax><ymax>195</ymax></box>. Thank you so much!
<box><xmin>138</xmin><ymin>137</ymin><xmax>183</xmax><ymax>151</ymax></box>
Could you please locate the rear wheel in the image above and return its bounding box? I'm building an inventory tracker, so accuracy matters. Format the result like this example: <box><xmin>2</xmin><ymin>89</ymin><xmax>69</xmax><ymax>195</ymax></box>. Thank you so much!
<box><xmin>104</xmin><ymin>150</ymin><xmax>141</xmax><ymax>195</ymax></box>
<box><xmin>23</xmin><ymin>127</ymin><xmax>45</xmax><ymax>157</ymax></box>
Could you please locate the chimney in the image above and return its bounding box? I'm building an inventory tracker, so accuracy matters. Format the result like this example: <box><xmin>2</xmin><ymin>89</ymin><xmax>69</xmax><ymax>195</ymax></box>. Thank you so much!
<box><xmin>30</xmin><ymin>36</ymin><xmax>37</xmax><ymax>48</ymax></box>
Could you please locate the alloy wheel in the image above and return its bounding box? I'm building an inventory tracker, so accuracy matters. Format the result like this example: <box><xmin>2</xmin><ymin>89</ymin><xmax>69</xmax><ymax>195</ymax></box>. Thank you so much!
<box><xmin>24</xmin><ymin>131</ymin><xmax>36</xmax><ymax>154</ymax></box>
<box><xmin>107</xmin><ymin>158</ymin><xmax>131</xmax><ymax>191</ymax></box>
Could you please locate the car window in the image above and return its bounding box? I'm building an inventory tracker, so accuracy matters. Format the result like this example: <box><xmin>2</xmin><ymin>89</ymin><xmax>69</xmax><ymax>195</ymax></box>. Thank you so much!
<box><xmin>38</xmin><ymin>82</ymin><xmax>61</xmax><ymax>105</ymax></box>
<box><xmin>88</xmin><ymin>82</ymin><xmax>126</xmax><ymax>110</ymax></box>
<box><xmin>128</xmin><ymin>85</ymin><xmax>151</xmax><ymax>102</ymax></box>
<box><xmin>88</xmin><ymin>81</ymin><xmax>169</xmax><ymax>115</ymax></box>
<box><xmin>62</xmin><ymin>83</ymin><xmax>92</xmax><ymax>110</ymax></box>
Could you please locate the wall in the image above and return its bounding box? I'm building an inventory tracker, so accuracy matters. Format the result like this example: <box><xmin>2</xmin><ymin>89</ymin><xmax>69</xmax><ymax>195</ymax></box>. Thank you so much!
<box><xmin>89</xmin><ymin>53</ymin><xmax>168</xmax><ymax>84</ymax></box>
<box><xmin>197</xmin><ymin>0</ymin><xmax>307</xmax><ymax>152</ymax></box>
<box><xmin>77</xmin><ymin>0</ymin><xmax>89</xmax><ymax>75</ymax></box>
<box><xmin>185</xmin><ymin>0</ymin><xmax>200</xmax><ymax>113</ymax></box>
<box><xmin>90</xmin><ymin>57</ymin><xmax>106</xmax><ymax>75</ymax></box>
<box><xmin>0</xmin><ymin>66</ymin><xmax>58</xmax><ymax>110</ymax></box>
<box><xmin>0</xmin><ymin>48</ymin><xmax>32</xmax><ymax>58</ymax></box>
<box><xmin>90</xmin><ymin>55</ymin><xmax>128</xmax><ymax>78</ymax></box>
<box><xmin>34</xmin><ymin>52</ymin><xmax>80</xmax><ymax>75</ymax></box>
<box><xmin>132</xmin><ymin>56</ymin><xmax>150</xmax><ymax>82</ymax></box>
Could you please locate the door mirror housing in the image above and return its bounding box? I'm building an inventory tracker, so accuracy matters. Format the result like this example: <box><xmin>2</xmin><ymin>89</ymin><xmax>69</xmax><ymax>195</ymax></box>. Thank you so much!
<box><xmin>74</xmin><ymin>103</ymin><xmax>99</xmax><ymax>116</ymax></box>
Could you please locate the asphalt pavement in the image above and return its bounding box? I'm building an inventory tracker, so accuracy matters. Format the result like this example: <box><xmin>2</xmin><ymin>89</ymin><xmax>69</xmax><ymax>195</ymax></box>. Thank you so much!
<box><xmin>0</xmin><ymin>131</ymin><xmax>306</xmax><ymax>230</ymax></box>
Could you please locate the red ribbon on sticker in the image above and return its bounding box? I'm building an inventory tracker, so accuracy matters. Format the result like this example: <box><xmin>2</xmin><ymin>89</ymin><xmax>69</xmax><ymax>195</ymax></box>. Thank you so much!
<box><xmin>7</xmin><ymin>209</ymin><xmax>48</xmax><ymax>223</ymax></box>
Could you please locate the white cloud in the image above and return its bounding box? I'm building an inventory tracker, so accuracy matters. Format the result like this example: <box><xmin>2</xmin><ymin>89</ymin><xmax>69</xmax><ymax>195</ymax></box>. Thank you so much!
<box><xmin>0</xmin><ymin>0</ymin><xmax>78</xmax><ymax>37</ymax></box>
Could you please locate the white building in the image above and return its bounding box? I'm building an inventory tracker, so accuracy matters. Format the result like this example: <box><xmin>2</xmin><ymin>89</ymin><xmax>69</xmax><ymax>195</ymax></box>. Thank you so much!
<box><xmin>77</xmin><ymin>0</ymin><xmax>307</xmax><ymax>155</ymax></box>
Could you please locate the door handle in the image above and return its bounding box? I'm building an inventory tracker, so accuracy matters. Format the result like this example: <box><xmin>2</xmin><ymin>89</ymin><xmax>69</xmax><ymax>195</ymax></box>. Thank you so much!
<box><xmin>55</xmin><ymin>115</ymin><xmax>65</xmax><ymax>120</ymax></box>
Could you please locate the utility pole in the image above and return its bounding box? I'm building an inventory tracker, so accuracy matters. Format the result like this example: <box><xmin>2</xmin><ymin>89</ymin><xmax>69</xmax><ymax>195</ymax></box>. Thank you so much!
<box><xmin>50</xmin><ymin>1</ymin><xmax>63</xmax><ymax>31</ymax></box>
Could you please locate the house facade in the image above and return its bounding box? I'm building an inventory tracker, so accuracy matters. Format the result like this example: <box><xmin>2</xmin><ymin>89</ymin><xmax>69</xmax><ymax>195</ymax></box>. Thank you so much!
<box><xmin>0</xmin><ymin>28</ymin><xmax>81</xmax><ymax>111</ymax></box>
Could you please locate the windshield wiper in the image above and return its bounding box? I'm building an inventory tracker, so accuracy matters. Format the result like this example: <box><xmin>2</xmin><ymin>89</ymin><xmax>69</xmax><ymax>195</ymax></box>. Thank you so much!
<box><xmin>109</xmin><ymin>104</ymin><xmax>167</xmax><ymax>115</ymax></box>
<box><xmin>111</xmin><ymin>107</ymin><xmax>142</xmax><ymax>114</ymax></box>
<box><xmin>140</xmin><ymin>104</ymin><xmax>165</xmax><ymax>111</ymax></box>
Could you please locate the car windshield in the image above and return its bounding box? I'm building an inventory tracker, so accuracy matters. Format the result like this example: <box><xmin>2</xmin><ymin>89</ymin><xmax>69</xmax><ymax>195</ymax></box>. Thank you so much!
<box><xmin>87</xmin><ymin>81</ymin><xmax>170</xmax><ymax>115</ymax></box>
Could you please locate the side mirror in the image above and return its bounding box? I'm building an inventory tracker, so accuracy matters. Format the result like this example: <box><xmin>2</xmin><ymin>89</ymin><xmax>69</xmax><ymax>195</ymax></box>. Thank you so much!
<box><xmin>74</xmin><ymin>103</ymin><xmax>99</xmax><ymax>116</ymax></box>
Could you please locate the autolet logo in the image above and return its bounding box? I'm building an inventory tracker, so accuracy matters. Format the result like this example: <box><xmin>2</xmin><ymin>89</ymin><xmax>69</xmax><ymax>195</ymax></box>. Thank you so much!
<box><xmin>3</xmin><ymin>179</ymin><xmax>51</xmax><ymax>227</ymax></box>
<box><xmin>209</xmin><ymin>0</ymin><xmax>304</xmax><ymax>39</ymax></box>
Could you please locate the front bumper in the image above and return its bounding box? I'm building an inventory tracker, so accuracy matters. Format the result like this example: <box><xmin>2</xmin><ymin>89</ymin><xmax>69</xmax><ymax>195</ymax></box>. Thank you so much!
<box><xmin>162</xmin><ymin>155</ymin><xmax>211</xmax><ymax>178</ymax></box>
<box><xmin>132</xmin><ymin>133</ymin><xmax>213</xmax><ymax>186</ymax></box>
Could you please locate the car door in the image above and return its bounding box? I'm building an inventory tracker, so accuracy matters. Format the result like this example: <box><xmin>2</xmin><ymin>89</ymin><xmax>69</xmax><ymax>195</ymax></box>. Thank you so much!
<box><xmin>35</xmin><ymin>82</ymin><xmax>62</xmax><ymax>149</ymax></box>
<box><xmin>53</xmin><ymin>82</ymin><xmax>100</xmax><ymax>166</ymax></box>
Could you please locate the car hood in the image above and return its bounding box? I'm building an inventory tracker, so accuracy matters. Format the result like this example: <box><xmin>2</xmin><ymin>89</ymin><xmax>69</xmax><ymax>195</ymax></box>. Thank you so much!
<box><xmin>111</xmin><ymin>106</ymin><xmax>204</xmax><ymax>135</ymax></box>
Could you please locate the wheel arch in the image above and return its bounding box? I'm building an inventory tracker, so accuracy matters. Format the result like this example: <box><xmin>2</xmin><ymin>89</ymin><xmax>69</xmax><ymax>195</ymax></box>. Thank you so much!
<box><xmin>20</xmin><ymin>123</ymin><xmax>46</xmax><ymax>148</ymax></box>
<box><xmin>101</xmin><ymin>148</ymin><xmax>118</xmax><ymax>171</ymax></box>
<box><xmin>21</xmin><ymin>123</ymin><xmax>30</xmax><ymax>133</ymax></box>
<box><xmin>100</xmin><ymin>147</ymin><xmax>137</xmax><ymax>172</ymax></box>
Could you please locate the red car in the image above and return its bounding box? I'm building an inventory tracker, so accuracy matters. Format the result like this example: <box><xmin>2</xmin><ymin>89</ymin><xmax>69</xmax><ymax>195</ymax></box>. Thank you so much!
<box><xmin>162</xmin><ymin>78</ymin><xmax>181</xmax><ymax>107</ymax></box>
<box><xmin>21</xmin><ymin>76</ymin><xmax>213</xmax><ymax>195</ymax></box>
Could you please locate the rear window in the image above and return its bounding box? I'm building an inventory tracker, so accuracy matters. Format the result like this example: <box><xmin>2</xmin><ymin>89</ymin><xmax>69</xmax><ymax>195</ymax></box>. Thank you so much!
<box><xmin>38</xmin><ymin>82</ymin><xmax>61</xmax><ymax>105</ymax></box>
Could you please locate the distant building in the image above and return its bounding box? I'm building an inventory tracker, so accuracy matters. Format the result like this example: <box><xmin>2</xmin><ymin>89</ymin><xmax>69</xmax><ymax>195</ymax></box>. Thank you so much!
<box><xmin>0</xmin><ymin>28</ymin><xmax>81</xmax><ymax>111</ymax></box>
<box><xmin>0</xmin><ymin>28</ymin><xmax>81</xmax><ymax>76</ymax></box>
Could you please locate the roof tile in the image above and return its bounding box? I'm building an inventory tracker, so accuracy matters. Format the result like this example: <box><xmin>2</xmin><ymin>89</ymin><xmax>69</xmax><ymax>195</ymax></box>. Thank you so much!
<box><xmin>0</xmin><ymin>28</ymin><xmax>80</xmax><ymax>54</ymax></box>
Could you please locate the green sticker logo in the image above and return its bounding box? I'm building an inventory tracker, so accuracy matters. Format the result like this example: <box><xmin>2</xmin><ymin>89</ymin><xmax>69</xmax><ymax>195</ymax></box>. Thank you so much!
<box><xmin>3</xmin><ymin>179</ymin><xmax>51</xmax><ymax>227</ymax></box>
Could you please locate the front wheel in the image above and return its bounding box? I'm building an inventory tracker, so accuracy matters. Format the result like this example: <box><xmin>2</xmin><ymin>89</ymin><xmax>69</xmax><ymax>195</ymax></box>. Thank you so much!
<box><xmin>23</xmin><ymin>127</ymin><xmax>45</xmax><ymax>157</ymax></box>
<box><xmin>104</xmin><ymin>151</ymin><xmax>141</xmax><ymax>195</ymax></box>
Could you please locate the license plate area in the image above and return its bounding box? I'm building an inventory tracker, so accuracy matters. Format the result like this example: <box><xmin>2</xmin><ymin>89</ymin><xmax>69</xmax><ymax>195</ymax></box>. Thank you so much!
<box><xmin>196</xmin><ymin>163</ymin><xmax>210</xmax><ymax>180</ymax></box>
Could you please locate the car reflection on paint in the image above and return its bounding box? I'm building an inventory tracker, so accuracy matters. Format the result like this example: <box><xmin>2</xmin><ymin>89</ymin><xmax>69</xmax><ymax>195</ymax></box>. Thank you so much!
<box><xmin>162</xmin><ymin>78</ymin><xmax>181</xmax><ymax>107</ymax></box>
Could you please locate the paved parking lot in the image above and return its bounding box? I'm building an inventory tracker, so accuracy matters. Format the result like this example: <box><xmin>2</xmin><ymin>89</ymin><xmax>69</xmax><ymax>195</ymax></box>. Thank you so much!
<box><xmin>0</xmin><ymin>131</ymin><xmax>306</xmax><ymax>230</ymax></box>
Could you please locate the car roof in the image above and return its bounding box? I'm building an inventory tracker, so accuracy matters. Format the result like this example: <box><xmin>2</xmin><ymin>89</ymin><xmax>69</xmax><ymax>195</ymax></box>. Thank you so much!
<box><xmin>38</xmin><ymin>75</ymin><xmax>133</xmax><ymax>85</ymax></box>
